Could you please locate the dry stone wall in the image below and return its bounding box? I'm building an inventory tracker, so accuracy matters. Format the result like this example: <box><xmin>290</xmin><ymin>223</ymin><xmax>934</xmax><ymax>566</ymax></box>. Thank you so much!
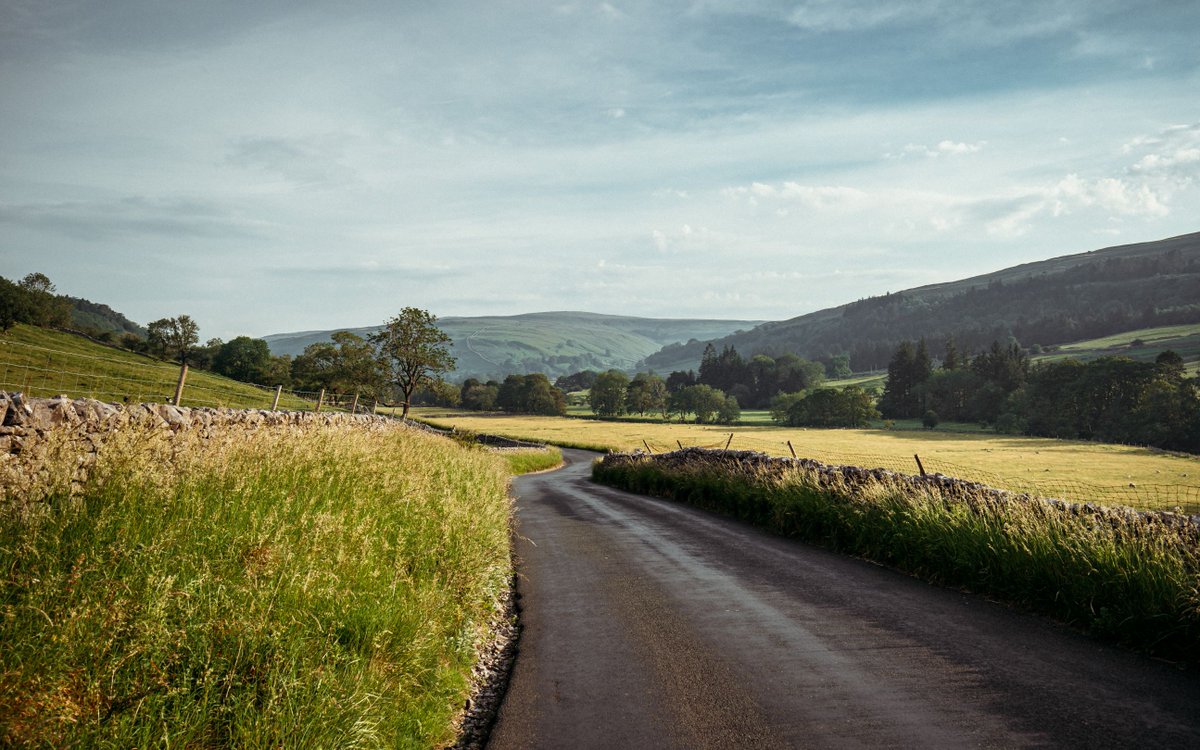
<box><xmin>0</xmin><ymin>391</ymin><xmax>416</xmax><ymax>500</ymax></box>
<box><xmin>599</xmin><ymin>447</ymin><xmax>1200</xmax><ymax>531</ymax></box>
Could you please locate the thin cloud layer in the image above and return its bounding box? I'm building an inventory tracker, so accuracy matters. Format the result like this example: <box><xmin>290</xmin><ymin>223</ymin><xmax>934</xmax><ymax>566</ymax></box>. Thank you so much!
<box><xmin>0</xmin><ymin>1</ymin><xmax>1198</xmax><ymax>338</ymax></box>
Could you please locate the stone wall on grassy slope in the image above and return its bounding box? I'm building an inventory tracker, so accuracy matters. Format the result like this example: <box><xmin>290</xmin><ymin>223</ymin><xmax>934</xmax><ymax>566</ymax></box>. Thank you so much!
<box><xmin>0</xmin><ymin>391</ymin><xmax>414</xmax><ymax>500</ymax></box>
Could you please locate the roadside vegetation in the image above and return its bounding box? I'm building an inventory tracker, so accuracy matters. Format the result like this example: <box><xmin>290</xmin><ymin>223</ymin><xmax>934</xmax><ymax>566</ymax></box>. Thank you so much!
<box><xmin>592</xmin><ymin>451</ymin><xmax>1200</xmax><ymax>665</ymax></box>
<box><xmin>0</xmin><ymin>422</ymin><xmax>513</xmax><ymax>747</ymax></box>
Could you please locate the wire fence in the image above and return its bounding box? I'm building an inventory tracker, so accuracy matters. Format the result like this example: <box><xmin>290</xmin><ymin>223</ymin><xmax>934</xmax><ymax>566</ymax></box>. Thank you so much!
<box><xmin>642</xmin><ymin>436</ymin><xmax>1200</xmax><ymax>515</ymax></box>
<box><xmin>0</xmin><ymin>337</ymin><xmax>374</xmax><ymax>414</ymax></box>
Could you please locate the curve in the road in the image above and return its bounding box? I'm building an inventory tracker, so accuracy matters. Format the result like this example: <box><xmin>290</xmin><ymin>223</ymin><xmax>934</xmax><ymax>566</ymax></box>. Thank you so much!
<box><xmin>488</xmin><ymin>449</ymin><xmax>1200</xmax><ymax>749</ymax></box>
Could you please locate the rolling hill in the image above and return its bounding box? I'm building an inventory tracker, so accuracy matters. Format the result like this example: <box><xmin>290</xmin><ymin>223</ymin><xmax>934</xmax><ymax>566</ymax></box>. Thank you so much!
<box><xmin>643</xmin><ymin>231</ymin><xmax>1200</xmax><ymax>374</ymax></box>
<box><xmin>263</xmin><ymin>312</ymin><xmax>762</xmax><ymax>382</ymax></box>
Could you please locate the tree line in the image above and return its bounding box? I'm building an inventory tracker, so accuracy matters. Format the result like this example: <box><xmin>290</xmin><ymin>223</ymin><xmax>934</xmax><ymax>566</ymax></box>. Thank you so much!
<box><xmin>878</xmin><ymin>336</ymin><xmax>1200</xmax><ymax>453</ymax></box>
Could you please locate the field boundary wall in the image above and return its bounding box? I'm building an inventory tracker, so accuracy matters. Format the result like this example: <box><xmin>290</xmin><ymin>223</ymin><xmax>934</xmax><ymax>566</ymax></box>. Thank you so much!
<box><xmin>599</xmin><ymin>447</ymin><xmax>1200</xmax><ymax>527</ymax></box>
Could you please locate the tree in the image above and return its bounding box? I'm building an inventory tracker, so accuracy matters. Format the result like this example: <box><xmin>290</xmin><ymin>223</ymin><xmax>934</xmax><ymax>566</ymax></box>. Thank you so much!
<box><xmin>14</xmin><ymin>272</ymin><xmax>70</xmax><ymax>327</ymax></box>
<box><xmin>717</xmin><ymin>394</ymin><xmax>741</xmax><ymax>425</ymax></box>
<box><xmin>369</xmin><ymin>308</ymin><xmax>456</xmax><ymax>418</ymax></box>
<box><xmin>146</xmin><ymin>315</ymin><xmax>200</xmax><ymax>364</ymax></box>
<box><xmin>589</xmin><ymin>369</ymin><xmax>629</xmax><ymax>417</ymax></box>
<box><xmin>626</xmin><ymin>373</ymin><xmax>668</xmax><ymax>417</ymax></box>
<box><xmin>460</xmin><ymin>379</ymin><xmax>500</xmax><ymax>411</ymax></box>
<box><xmin>213</xmin><ymin>336</ymin><xmax>271</xmax><ymax>382</ymax></box>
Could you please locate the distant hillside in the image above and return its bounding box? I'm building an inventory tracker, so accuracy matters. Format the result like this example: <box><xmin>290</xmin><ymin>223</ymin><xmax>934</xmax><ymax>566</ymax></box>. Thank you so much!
<box><xmin>644</xmin><ymin>232</ymin><xmax>1200</xmax><ymax>374</ymax></box>
<box><xmin>67</xmin><ymin>297</ymin><xmax>146</xmax><ymax>337</ymax></box>
<box><xmin>264</xmin><ymin>312</ymin><xmax>762</xmax><ymax>382</ymax></box>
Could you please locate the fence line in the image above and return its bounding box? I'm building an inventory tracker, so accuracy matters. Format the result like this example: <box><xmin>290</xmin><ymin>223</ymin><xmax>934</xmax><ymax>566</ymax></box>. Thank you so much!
<box><xmin>642</xmin><ymin>438</ymin><xmax>1200</xmax><ymax>515</ymax></box>
<box><xmin>0</xmin><ymin>336</ymin><xmax>365</xmax><ymax>413</ymax></box>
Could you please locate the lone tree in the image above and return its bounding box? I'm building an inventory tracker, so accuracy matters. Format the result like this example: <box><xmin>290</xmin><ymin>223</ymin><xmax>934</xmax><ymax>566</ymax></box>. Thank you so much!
<box><xmin>147</xmin><ymin>315</ymin><xmax>200</xmax><ymax>364</ymax></box>
<box><xmin>370</xmin><ymin>307</ymin><xmax>455</xmax><ymax>418</ymax></box>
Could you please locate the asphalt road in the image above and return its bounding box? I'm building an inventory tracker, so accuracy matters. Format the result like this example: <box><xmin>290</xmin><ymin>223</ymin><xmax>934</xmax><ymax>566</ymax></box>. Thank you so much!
<box><xmin>486</xmin><ymin>449</ymin><xmax>1200</xmax><ymax>749</ymax></box>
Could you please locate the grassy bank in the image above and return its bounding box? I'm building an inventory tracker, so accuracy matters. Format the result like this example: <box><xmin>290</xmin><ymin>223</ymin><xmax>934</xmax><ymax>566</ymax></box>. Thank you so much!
<box><xmin>1</xmin><ymin>422</ymin><xmax>512</xmax><ymax>747</ymax></box>
<box><xmin>594</xmin><ymin>451</ymin><xmax>1200</xmax><ymax>665</ymax></box>
<box><xmin>0</xmin><ymin>323</ymin><xmax>316</xmax><ymax>410</ymax></box>
<box><xmin>501</xmin><ymin>446</ymin><xmax>564</xmax><ymax>475</ymax></box>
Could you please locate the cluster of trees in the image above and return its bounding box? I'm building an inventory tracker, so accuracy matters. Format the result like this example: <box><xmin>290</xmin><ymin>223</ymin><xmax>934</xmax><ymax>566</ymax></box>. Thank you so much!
<box><xmin>877</xmin><ymin>336</ymin><xmax>1200</xmax><ymax>452</ymax></box>
<box><xmin>1020</xmin><ymin>353</ymin><xmax>1199</xmax><ymax>452</ymax></box>
<box><xmin>584</xmin><ymin>369</ymin><xmax>740</xmax><ymax>424</ymax></box>
<box><xmin>697</xmin><ymin>344</ymin><xmax>826</xmax><ymax>408</ymax></box>
<box><xmin>880</xmin><ymin>337</ymin><xmax>1030</xmax><ymax>427</ymax></box>
<box><xmin>770</xmin><ymin>386</ymin><xmax>879</xmax><ymax>428</ymax></box>
<box><xmin>458</xmin><ymin>374</ymin><xmax>567</xmax><ymax>416</ymax></box>
<box><xmin>0</xmin><ymin>273</ymin><xmax>72</xmax><ymax>331</ymax></box>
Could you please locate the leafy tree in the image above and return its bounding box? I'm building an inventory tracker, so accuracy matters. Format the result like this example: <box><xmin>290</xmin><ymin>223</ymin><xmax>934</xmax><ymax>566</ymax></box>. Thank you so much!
<box><xmin>665</xmin><ymin>370</ymin><xmax>697</xmax><ymax>393</ymax></box>
<box><xmin>11</xmin><ymin>272</ymin><xmax>71</xmax><ymax>327</ymax></box>
<box><xmin>146</xmin><ymin>315</ymin><xmax>200</xmax><ymax>365</ymax></box>
<box><xmin>460</xmin><ymin>379</ymin><xmax>500</xmax><ymax>411</ymax></box>
<box><xmin>369</xmin><ymin>308</ymin><xmax>456</xmax><ymax>418</ymax></box>
<box><xmin>674</xmin><ymin>384</ymin><xmax>725</xmax><ymax>424</ymax></box>
<box><xmin>555</xmin><ymin>370</ymin><xmax>599</xmax><ymax>392</ymax></box>
<box><xmin>496</xmin><ymin>374</ymin><xmax>565</xmax><ymax>415</ymax></box>
<box><xmin>922</xmin><ymin>410</ymin><xmax>939</xmax><ymax>429</ymax></box>
<box><xmin>589</xmin><ymin>370</ymin><xmax>629</xmax><ymax>417</ymax></box>
<box><xmin>785</xmin><ymin>386</ymin><xmax>879</xmax><ymax>427</ymax></box>
<box><xmin>828</xmin><ymin>353</ymin><xmax>853</xmax><ymax>379</ymax></box>
<box><xmin>717</xmin><ymin>394</ymin><xmax>741</xmax><ymax>425</ymax></box>
<box><xmin>213</xmin><ymin>336</ymin><xmax>272</xmax><ymax>383</ymax></box>
<box><xmin>0</xmin><ymin>276</ymin><xmax>28</xmax><ymax>331</ymax></box>
<box><xmin>626</xmin><ymin>373</ymin><xmax>668</xmax><ymax>416</ymax></box>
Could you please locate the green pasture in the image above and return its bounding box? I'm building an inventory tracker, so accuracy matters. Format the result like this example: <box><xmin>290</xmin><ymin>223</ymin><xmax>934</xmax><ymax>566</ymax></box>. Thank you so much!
<box><xmin>0</xmin><ymin>324</ymin><xmax>316</xmax><ymax>411</ymax></box>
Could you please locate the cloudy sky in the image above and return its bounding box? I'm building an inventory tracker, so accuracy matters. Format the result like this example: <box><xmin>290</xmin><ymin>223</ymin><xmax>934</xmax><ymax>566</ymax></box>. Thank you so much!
<box><xmin>2</xmin><ymin>1</ymin><xmax>1198</xmax><ymax>340</ymax></box>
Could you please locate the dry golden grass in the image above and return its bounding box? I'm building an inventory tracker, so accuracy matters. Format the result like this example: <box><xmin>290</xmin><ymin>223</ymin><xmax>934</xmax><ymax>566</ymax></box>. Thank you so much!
<box><xmin>411</xmin><ymin>408</ymin><xmax>1200</xmax><ymax>511</ymax></box>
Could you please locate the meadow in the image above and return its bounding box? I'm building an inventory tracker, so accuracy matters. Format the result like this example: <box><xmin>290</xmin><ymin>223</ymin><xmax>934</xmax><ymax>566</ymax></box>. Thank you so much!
<box><xmin>0</xmin><ymin>324</ymin><xmax>317</xmax><ymax>411</ymax></box>
<box><xmin>0</xmin><ymin>420</ymin><xmax>527</xmax><ymax>748</ymax></box>
<box><xmin>410</xmin><ymin>408</ymin><xmax>1200</xmax><ymax>513</ymax></box>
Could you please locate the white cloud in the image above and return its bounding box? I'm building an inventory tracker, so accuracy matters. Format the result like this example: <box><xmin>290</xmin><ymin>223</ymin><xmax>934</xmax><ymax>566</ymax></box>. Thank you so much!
<box><xmin>890</xmin><ymin>140</ymin><xmax>985</xmax><ymax>159</ymax></box>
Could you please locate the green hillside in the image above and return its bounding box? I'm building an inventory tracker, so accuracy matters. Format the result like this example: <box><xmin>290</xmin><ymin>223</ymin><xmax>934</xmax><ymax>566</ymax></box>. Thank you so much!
<box><xmin>264</xmin><ymin>311</ymin><xmax>762</xmax><ymax>382</ymax></box>
<box><xmin>0</xmin><ymin>324</ymin><xmax>316</xmax><ymax>410</ymax></box>
<box><xmin>644</xmin><ymin>231</ymin><xmax>1200</xmax><ymax>374</ymax></box>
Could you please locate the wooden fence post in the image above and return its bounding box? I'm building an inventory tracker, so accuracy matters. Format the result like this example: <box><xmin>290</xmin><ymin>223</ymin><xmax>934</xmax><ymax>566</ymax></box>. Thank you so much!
<box><xmin>350</xmin><ymin>393</ymin><xmax>360</xmax><ymax>414</ymax></box>
<box><xmin>787</xmin><ymin>440</ymin><xmax>797</xmax><ymax>459</ymax></box>
<box><xmin>914</xmin><ymin>454</ymin><xmax>926</xmax><ymax>477</ymax></box>
<box><xmin>271</xmin><ymin>385</ymin><xmax>282</xmax><ymax>411</ymax></box>
<box><xmin>677</xmin><ymin>440</ymin><xmax>684</xmax><ymax>450</ymax></box>
<box><xmin>724</xmin><ymin>433</ymin><xmax>734</xmax><ymax>450</ymax></box>
<box><xmin>173</xmin><ymin>363</ymin><xmax>188</xmax><ymax>406</ymax></box>
<box><xmin>642</xmin><ymin>439</ymin><xmax>654</xmax><ymax>454</ymax></box>
<box><xmin>316</xmin><ymin>388</ymin><xmax>325</xmax><ymax>413</ymax></box>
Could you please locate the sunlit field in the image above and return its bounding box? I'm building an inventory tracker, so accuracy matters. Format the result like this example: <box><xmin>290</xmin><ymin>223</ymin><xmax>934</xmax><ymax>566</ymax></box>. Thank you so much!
<box><xmin>410</xmin><ymin>408</ymin><xmax>1200</xmax><ymax>512</ymax></box>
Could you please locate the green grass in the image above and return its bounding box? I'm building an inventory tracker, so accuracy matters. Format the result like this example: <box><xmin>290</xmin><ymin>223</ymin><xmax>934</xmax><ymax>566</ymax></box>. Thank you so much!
<box><xmin>594</xmin><ymin>452</ymin><xmax>1200</xmax><ymax>665</ymax></box>
<box><xmin>1</xmin><ymin>421</ymin><xmax>512</xmax><ymax>747</ymax></box>
<box><xmin>500</xmin><ymin>446</ymin><xmax>564</xmax><ymax>475</ymax></box>
<box><xmin>1037</xmin><ymin>323</ymin><xmax>1200</xmax><ymax>375</ymax></box>
<box><xmin>0</xmin><ymin>324</ymin><xmax>317</xmax><ymax>411</ymax></box>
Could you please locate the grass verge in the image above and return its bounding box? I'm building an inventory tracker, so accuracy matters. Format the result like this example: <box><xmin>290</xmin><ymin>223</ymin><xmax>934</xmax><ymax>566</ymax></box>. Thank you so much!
<box><xmin>1</xmin><ymin>422</ymin><xmax>512</xmax><ymax>748</ymax></box>
<box><xmin>593</xmin><ymin>451</ymin><xmax>1200</xmax><ymax>665</ymax></box>
<box><xmin>501</xmin><ymin>446</ymin><xmax>564</xmax><ymax>475</ymax></box>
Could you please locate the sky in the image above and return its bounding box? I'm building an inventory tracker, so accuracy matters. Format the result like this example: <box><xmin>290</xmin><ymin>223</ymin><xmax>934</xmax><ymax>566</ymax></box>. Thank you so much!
<box><xmin>1</xmin><ymin>0</ymin><xmax>1199</xmax><ymax>341</ymax></box>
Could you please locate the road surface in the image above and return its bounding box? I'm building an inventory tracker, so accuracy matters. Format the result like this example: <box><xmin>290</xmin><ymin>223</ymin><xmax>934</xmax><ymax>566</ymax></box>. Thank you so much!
<box><xmin>487</xmin><ymin>449</ymin><xmax>1200</xmax><ymax>749</ymax></box>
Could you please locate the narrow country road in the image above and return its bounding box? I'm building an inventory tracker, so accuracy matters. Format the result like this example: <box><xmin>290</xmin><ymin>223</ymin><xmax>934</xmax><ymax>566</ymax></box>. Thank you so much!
<box><xmin>487</xmin><ymin>449</ymin><xmax>1200</xmax><ymax>749</ymax></box>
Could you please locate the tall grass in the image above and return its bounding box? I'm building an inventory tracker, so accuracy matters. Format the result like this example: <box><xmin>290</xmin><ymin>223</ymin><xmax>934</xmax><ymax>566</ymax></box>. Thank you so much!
<box><xmin>500</xmin><ymin>446</ymin><xmax>564</xmax><ymax>475</ymax></box>
<box><xmin>1</xmin><ymin>423</ymin><xmax>512</xmax><ymax>747</ymax></box>
<box><xmin>594</xmin><ymin>452</ymin><xmax>1200</xmax><ymax>665</ymax></box>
